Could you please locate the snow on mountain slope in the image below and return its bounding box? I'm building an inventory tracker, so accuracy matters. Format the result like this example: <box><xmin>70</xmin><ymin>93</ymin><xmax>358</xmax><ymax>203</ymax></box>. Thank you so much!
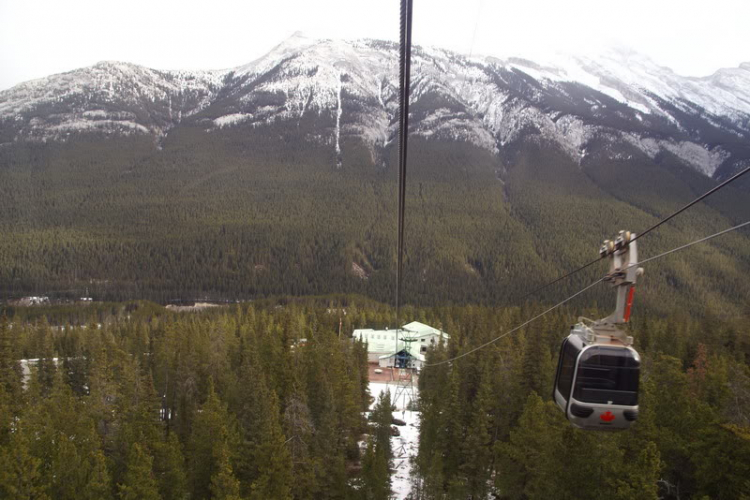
<box><xmin>214</xmin><ymin>34</ymin><xmax>400</xmax><ymax>155</ymax></box>
<box><xmin>0</xmin><ymin>62</ymin><xmax>226</xmax><ymax>141</ymax></box>
<box><xmin>1</xmin><ymin>33</ymin><xmax>748</xmax><ymax>178</ymax></box>
<box><xmin>497</xmin><ymin>47</ymin><xmax>750</xmax><ymax>123</ymax></box>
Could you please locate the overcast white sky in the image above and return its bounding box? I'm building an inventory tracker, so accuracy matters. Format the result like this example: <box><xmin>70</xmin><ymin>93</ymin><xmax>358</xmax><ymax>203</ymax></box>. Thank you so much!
<box><xmin>1</xmin><ymin>0</ymin><xmax>748</xmax><ymax>90</ymax></box>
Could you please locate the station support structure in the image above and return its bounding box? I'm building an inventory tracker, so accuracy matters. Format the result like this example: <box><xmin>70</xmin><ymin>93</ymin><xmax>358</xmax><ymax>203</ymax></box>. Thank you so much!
<box><xmin>391</xmin><ymin>332</ymin><xmax>417</xmax><ymax>410</ymax></box>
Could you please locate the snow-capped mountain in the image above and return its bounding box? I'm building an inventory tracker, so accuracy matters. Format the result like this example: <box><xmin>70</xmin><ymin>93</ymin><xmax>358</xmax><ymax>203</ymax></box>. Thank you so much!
<box><xmin>0</xmin><ymin>61</ymin><xmax>226</xmax><ymax>142</ymax></box>
<box><xmin>1</xmin><ymin>32</ymin><xmax>749</xmax><ymax>179</ymax></box>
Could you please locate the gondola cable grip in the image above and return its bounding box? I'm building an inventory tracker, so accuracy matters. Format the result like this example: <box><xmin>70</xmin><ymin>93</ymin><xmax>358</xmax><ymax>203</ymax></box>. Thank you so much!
<box><xmin>590</xmin><ymin>230</ymin><xmax>643</xmax><ymax>346</ymax></box>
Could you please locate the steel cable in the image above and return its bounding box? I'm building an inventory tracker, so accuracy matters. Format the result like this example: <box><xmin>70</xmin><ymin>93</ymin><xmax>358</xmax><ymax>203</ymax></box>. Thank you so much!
<box><xmin>426</xmin><ymin>220</ymin><xmax>750</xmax><ymax>367</ymax></box>
<box><xmin>515</xmin><ymin>164</ymin><xmax>750</xmax><ymax>301</ymax></box>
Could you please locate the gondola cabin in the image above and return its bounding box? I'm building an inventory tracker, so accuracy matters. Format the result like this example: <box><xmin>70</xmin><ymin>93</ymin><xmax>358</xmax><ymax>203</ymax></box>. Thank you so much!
<box><xmin>553</xmin><ymin>322</ymin><xmax>640</xmax><ymax>430</ymax></box>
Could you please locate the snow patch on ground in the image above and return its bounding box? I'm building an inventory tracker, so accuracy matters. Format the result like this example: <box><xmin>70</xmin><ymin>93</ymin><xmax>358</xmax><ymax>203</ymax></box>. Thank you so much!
<box><xmin>416</xmin><ymin>107</ymin><xmax>498</xmax><ymax>153</ymax></box>
<box><xmin>620</xmin><ymin>133</ymin><xmax>728</xmax><ymax>176</ymax></box>
<box><xmin>50</xmin><ymin>119</ymin><xmax>150</xmax><ymax>134</ymax></box>
<box><xmin>551</xmin><ymin>115</ymin><xmax>596</xmax><ymax>158</ymax></box>
<box><xmin>335</xmin><ymin>73</ymin><xmax>343</xmax><ymax>155</ymax></box>
<box><xmin>660</xmin><ymin>141</ymin><xmax>729</xmax><ymax>177</ymax></box>
<box><xmin>213</xmin><ymin>113</ymin><xmax>254</xmax><ymax>128</ymax></box>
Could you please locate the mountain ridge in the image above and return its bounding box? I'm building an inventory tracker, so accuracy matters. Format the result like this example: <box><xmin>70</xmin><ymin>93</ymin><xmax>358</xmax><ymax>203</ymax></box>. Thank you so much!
<box><xmin>1</xmin><ymin>34</ymin><xmax>749</xmax><ymax>179</ymax></box>
<box><xmin>2</xmin><ymin>35</ymin><xmax>750</xmax><ymax>311</ymax></box>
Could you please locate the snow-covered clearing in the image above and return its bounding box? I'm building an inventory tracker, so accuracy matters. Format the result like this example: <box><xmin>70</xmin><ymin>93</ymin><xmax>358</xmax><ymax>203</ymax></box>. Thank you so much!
<box><xmin>165</xmin><ymin>302</ymin><xmax>224</xmax><ymax>312</ymax></box>
<box><xmin>369</xmin><ymin>381</ymin><xmax>420</xmax><ymax>500</ymax></box>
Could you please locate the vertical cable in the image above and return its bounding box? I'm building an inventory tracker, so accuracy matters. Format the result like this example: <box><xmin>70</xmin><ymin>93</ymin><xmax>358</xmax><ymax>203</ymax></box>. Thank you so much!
<box><xmin>396</xmin><ymin>0</ymin><xmax>413</xmax><ymax>329</ymax></box>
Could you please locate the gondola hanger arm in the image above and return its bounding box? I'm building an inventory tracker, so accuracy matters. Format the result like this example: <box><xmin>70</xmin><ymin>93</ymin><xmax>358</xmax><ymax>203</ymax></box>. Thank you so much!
<box><xmin>590</xmin><ymin>230</ymin><xmax>643</xmax><ymax>345</ymax></box>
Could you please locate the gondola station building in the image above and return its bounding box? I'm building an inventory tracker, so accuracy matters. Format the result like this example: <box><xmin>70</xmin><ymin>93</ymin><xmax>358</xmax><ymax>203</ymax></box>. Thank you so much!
<box><xmin>352</xmin><ymin>321</ymin><xmax>449</xmax><ymax>369</ymax></box>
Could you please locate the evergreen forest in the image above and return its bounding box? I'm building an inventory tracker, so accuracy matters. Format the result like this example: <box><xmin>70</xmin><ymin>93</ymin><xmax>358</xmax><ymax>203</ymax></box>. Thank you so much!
<box><xmin>2</xmin><ymin>110</ymin><xmax>750</xmax><ymax>500</ymax></box>
<box><xmin>1</xmin><ymin>130</ymin><xmax>749</xmax><ymax>317</ymax></box>
<box><xmin>0</xmin><ymin>297</ymin><xmax>749</xmax><ymax>499</ymax></box>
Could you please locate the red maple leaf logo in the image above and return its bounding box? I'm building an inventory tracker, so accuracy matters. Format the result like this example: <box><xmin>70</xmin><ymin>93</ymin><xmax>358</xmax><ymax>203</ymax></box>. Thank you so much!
<box><xmin>600</xmin><ymin>411</ymin><xmax>616</xmax><ymax>422</ymax></box>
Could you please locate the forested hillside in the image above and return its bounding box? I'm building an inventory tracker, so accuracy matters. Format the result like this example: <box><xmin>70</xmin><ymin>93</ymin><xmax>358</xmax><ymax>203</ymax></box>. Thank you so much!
<box><xmin>416</xmin><ymin>303</ymin><xmax>750</xmax><ymax>499</ymax></box>
<box><xmin>1</xmin><ymin>129</ymin><xmax>749</xmax><ymax>316</ymax></box>
<box><xmin>1</xmin><ymin>297</ymin><xmax>748</xmax><ymax>499</ymax></box>
<box><xmin>2</xmin><ymin>24</ymin><xmax>749</xmax><ymax>500</ymax></box>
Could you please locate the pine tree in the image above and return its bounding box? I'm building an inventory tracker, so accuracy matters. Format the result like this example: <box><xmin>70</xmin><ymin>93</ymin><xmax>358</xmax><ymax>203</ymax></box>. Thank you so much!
<box><xmin>691</xmin><ymin>424</ymin><xmax>750</xmax><ymax>499</ymax></box>
<box><xmin>23</xmin><ymin>371</ymin><xmax>113</xmax><ymax>500</ymax></box>
<box><xmin>34</xmin><ymin>320</ymin><xmax>57</xmax><ymax>397</ymax></box>
<box><xmin>312</xmin><ymin>392</ymin><xmax>350</xmax><ymax>500</ymax></box>
<box><xmin>154</xmin><ymin>432</ymin><xmax>189</xmax><ymax>500</ymax></box>
<box><xmin>88</xmin><ymin>343</ymin><xmax>120</xmax><ymax>457</ymax></box>
<box><xmin>118</xmin><ymin>443</ymin><xmax>161</xmax><ymax>500</ymax></box>
<box><xmin>248</xmin><ymin>390</ymin><xmax>292</xmax><ymax>500</ymax></box>
<box><xmin>235</xmin><ymin>339</ymin><xmax>269</xmax><ymax>488</ymax></box>
<box><xmin>520</xmin><ymin>328</ymin><xmax>553</xmax><ymax>399</ymax></box>
<box><xmin>0</xmin><ymin>429</ymin><xmax>49</xmax><ymax>500</ymax></box>
<box><xmin>51</xmin><ymin>373</ymin><xmax>116</xmax><ymax>499</ymax></box>
<box><xmin>116</xmin><ymin>366</ymin><xmax>188</xmax><ymax>500</ymax></box>
<box><xmin>416</xmin><ymin>340</ymin><xmax>450</xmax><ymax>496</ymax></box>
<box><xmin>643</xmin><ymin>354</ymin><xmax>708</xmax><ymax>495</ymax></box>
<box><xmin>282</xmin><ymin>388</ymin><xmax>318</xmax><ymax>500</ymax></box>
<box><xmin>210</xmin><ymin>446</ymin><xmax>242</xmax><ymax>500</ymax></box>
<box><xmin>494</xmin><ymin>392</ymin><xmax>563</xmax><ymax>499</ymax></box>
<box><xmin>81</xmin><ymin>449</ymin><xmax>113</xmax><ymax>500</ymax></box>
<box><xmin>441</xmin><ymin>369</ymin><xmax>465</xmax><ymax>491</ymax></box>
<box><xmin>360</xmin><ymin>437</ymin><xmax>383</xmax><ymax>500</ymax></box>
<box><xmin>0</xmin><ymin>316</ymin><xmax>23</xmax><ymax>417</ymax></box>
<box><xmin>189</xmin><ymin>377</ymin><xmax>240</xmax><ymax>500</ymax></box>
<box><xmin>420</xmin><ymin>451</ymin><xmax>446</xmax><ymax>500</ymax></box>
<box><xmin>461</xmin><ymin>365</ymin><xmax>493</xmax><ymax>499</ymax></box>
<box><xmin>361</xmin><ymin>390</ymin><xmax>392</xmax><ymax>500</ymax></box>
<box><xmin>613</xmin><ymin>441</ymin><xmax>661</xmax><ymax>500</ymax></box>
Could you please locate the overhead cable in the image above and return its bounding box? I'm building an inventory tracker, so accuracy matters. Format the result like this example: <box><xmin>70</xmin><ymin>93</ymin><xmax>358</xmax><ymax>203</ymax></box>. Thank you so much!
<box><xmin>515</xmin><ymin>164</ymin><xmax>750</xmax><ymax>301</ymax></box>
<box><xmin>426</xmin><ymin>220</ymin><xmax>750</xmax><ymax>367</ymax></box>
<box><xmin>425</xmin><ymin>278</ymin><xmax>606</xmax><ymax>367</ymax></box>
<box><xmin>636</xmin><ymin>220</ymin><xmax>750</xmax><ymax>266</ymax></box>
<box><xmin>395</xmin><ymin>0</ymin><xmax>413</xmax><ymax>326</ymax></box>
<box><xmin>516</xmin><ymin>256</ymin><xmax>603</xmax><ymax>302</ymax></box>
<box><xmin>632</xmin><ymin>164</ymin><xmax>750</xmax><ymax>243</ymax></box>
